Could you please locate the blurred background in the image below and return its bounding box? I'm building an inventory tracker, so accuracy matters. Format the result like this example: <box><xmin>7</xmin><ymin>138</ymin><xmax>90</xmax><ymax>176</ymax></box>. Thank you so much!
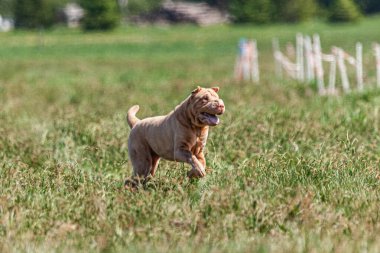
<box><xmin>0</xmin><ymin>0</ymin><xmax>379</xmax><ymax>31</ymax></box>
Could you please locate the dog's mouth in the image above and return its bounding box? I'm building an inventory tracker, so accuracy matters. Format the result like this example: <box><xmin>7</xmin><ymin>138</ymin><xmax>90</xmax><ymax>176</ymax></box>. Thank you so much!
<box><xmin>200</xmin><ymin>112</ymin><xmax>219</xmax><ymax>126</ymax></box>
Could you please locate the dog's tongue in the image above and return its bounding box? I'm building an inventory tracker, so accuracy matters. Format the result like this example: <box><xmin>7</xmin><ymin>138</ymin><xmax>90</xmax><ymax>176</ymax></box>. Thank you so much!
<box><xmin>206</xmin><ymin>113</ymin><xmax>219</xmax><ymax>125</ymax></box>
<box><xmin>210</xmin><ymin>115</ymin><xmax>219</xmax><ymax>125</ymax></box>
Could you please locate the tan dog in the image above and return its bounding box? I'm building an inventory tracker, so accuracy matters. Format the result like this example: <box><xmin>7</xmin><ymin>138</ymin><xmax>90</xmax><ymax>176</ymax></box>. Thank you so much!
<box><xmin>126</xmin><ymin>86</ymin><xmax>225</xmax><ymax>182</ymax></box>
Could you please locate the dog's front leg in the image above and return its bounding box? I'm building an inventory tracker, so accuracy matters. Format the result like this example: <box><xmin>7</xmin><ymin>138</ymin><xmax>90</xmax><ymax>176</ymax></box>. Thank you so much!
<box><xmin>174</xmin><ymin>149</ymin><xmax>206</xmax><ymax>178</ymax></box>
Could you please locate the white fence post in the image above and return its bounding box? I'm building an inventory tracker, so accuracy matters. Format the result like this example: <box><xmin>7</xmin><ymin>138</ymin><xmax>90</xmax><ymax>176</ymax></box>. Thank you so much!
<box><xmin>374</xmin><ymin>43</ymin><xmax>380</xmax><ymax>88</ymax></box>
<box><xmin>336</xmin><ymin>48</ymin><xmax>350</xmax><ymax>93</ymax></box>
<box><xmin>234</xmin><ymin>39</ymin><xmax>260</xmax><ymax>83</ymax></box>
<box><xmin>328</xmin><ymin>55</ymin><xmax>337</xmax><ymax>94</ymax></box>
<box><xmin>242</xmin><ymin>40</ymin><xmax>251</xmax><ymax>81</ymax></box>
<box><xmin>313</xmin><ymin>34</ymin><xmax>325</xmax><ymax>94</ymax></box>
<box><xmin>296</xmin><ymin>33</ymin><xmax>304</xmax><ymax>82</ymax></box>
<box><xmin>234</xmin><ymin>39</ymin><xmax>244</xmax><ymax>81</ymax></box>
<box><xmin>272</xmin><ymin>35</ymin><xmax>305</xmax><ymax>81</ymax></box>
<box><xmin>356</xmin><ymin>42</ymin><xmax>363</xmax><ymax>91</ymax></box>
<box><xmin>252</xmin><ymin>40</ymin><xmax>260</xmax><ymax>83</ymax></box>
<box><xmin>304</xmin><ymin>35</ymin><xmax>315</xmax><ymax>82</ymax></box>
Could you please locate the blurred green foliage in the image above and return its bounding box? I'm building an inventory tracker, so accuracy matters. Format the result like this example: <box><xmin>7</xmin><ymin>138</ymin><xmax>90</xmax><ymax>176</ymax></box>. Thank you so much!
<box><xmin>229</xmin><ymin>0</ymin><xmax>273</xmax><ymax>23</ymax></box>
<box><xmin>320</xmin><ymin>0</ymin><xmax>380</xmax><ymax>13</ymax></box>
<box><xmin>13</xmin><ymin>0</ymin><xmax>60</xmax><ymax>28</ymax></box>
<box><xmin>328</xmin><ymin>0</ymin><xmax>362</xmax><ymax>22</ymax></box>
<box><xmin>202</xmin><ymin>0</ymin><xmax>367</xmax><ymax>23</ymax></box>
<box><xmin>0</xmin><ymin>0</ymin><xmax>14</xmax><ymax>17</ymax></box>
<box><xmin>356</xmin><ymin>0</ymin><xmax>380</xmax><ymax>13</ymax></box>
<box><xmin>79</xmin><ymin>0</ymin><xmax>120</xmax><ymax>31</ymax></box>
<box><xmin>273</xmin><ymin>0</ymin><xmax>318</xmax><ymax>23</ymax></box>
<box><xmin>125</xmin><ymin>0</ymin><xmax>163</xmax><ymax>15</ymax></box>
<box><xmin>4</xmin><ymin>0</ymin><xmax>378</xmax><ymax>29</ymax></box>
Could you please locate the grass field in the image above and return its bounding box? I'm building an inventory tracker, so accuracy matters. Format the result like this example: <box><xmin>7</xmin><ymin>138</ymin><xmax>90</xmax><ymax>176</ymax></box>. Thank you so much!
<box><xmin>1</xmin><ymin>16</ymin><xmax>380</xmax><ymax>253</ymax></box>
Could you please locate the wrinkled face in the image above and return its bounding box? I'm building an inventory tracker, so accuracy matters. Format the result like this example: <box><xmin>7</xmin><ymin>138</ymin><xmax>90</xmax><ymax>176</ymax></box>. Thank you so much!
<box><xmin>189</xmin><ymin>86</ymin><xmax>225</xmax><ymax>127</ymax></box>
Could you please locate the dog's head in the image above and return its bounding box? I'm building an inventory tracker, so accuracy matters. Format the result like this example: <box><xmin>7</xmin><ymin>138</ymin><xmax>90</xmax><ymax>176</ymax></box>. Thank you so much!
<box><xmin>188</xmin><ymin>86</ymin><xmax>225</xmax><ymax>127</ymax></box>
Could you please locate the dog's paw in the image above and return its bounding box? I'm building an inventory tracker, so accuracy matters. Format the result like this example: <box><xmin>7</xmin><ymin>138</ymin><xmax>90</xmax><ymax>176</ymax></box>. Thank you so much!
<box><xmin>187</xmin><ymin>168</ymin><xmax>206</xmax><ymax>178</ymax></box>
<box><xmin>124</xmin><ymin>178</ymin><xmax>138</xmax><ymax>191</ymax></box>
<box><xmin>205</xmin><ymin>167</ymin><xmax>213</xmax><ymax>173</ymax></box>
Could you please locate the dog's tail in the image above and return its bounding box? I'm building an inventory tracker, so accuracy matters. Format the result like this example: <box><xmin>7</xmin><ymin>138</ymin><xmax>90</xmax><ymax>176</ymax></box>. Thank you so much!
<box><xmin>126</xmin><ymin>105</ymin><xmax>140</xmax><ymax>129</ymax></box>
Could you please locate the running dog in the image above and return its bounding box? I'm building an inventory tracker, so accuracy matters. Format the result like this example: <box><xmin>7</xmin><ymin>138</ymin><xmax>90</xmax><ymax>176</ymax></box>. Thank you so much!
<box><xmin>126</xmin><ymin>86</ymin><xmax>225</xmax><ymax>183</ymax></box>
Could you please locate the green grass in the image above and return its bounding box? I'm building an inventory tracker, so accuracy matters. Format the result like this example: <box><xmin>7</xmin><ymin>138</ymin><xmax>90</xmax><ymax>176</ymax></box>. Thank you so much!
<box><xmin>1</xmin><ymin>16</ymin><xmax>380</xmax><ymax>252</ymax></box>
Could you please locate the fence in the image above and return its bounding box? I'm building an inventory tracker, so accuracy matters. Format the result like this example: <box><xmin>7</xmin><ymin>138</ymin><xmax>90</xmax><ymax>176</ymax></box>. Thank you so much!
<box><xmin>271</xmin><ymin>33</ymin><xmax>367</xmax><ymax>95</ymax></box>
<box><xmin>238</xmin><ymin>34</ymin><xmax>379</xmax><ymax>95</ymax></box>
<box><xmin>234</xmin><ymin>38</ymin><xmax>260</xmax><ymax>83</ymax></box>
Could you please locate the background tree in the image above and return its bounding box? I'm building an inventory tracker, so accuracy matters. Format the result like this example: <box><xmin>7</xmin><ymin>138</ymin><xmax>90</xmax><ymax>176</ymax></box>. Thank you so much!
<box><xmin>122</xmin><ymin>0</ymin><xmax>378</xmax><ymax>24</ymax></box>
<box><xmin>125</xmin><ymin>0</ymin><xmax>163</xmax><ymax>15</ymax></box>
<box><xmin>14</xmin><ymin>0</ymin><xmax>60</xmax><ymax>29</ymax></box>
<box><xmin>0</xmin><ymin>0</ymin><xmax>15</xmax><ymax>17</ymax></box>
<box><xmin>354</xmin><ymin>0</ymin><xmax>380</xmax><ymax>14</ymax></box>
<box><xmin>183</xmin><ymin>0</ymin><xmax>229</xmax><ymax>10</ymax></box>
<box><xmin>328</xmin><ymin>0</ymin><xmax>361</xmax><ymax>22</ymax></box>
<box><xmin>228</xmin><ymin>0</ymin><xmax>273</xmax><ymax>24</ymax></box>
<box><xmin>80</xmin><ymin>0</ymin><xmax>120</xmax><ymax>31</ymax></box>
<box><xmin>272</xmin><ymin>0</ymin><xmax>317</xmax><ymax>23</ymax></box>
<box><xmin>205</xmin><ymin>0</ymin><xmax>228</xmax><ymax>10</ymax></box>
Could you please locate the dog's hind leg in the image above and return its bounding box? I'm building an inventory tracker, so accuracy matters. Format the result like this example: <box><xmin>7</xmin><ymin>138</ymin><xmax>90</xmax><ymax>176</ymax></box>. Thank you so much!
<box><xmin>150</xmin><ymin>155</ymin><xmax>160</xmax><ymax>176</ymax></box>
<box><xmin>125</xmin><ymin>149</ymin><xmax>153</xmax><ymax>189</ymax></box>
<box><xmin>128</xmin><ymin>144</ymin><xmax>153</xmax><ymax>181</ymax></box>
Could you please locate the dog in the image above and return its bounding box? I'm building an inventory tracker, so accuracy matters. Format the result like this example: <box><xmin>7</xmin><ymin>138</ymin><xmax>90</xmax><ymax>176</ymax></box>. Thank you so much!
<box><xmin>126</xmin><ymin>86</ymin><xmax>225</xmax><ymax>183</ymax></box>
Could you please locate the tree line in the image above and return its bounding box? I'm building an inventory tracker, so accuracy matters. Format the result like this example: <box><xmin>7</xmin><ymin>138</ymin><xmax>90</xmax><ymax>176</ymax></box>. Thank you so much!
<box><xmin>0</xmin><ymin>0</ymin><xmax>379</xmax><ymax>31</ymax></box>
<box><xmin>191</xmin><ymin>0</ymin><xmax>379</xmax><ymax>23</ymax></box>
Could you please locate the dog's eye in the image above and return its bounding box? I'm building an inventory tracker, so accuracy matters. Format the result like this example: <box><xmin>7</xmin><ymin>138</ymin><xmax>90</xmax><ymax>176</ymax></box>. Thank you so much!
<box><xmin>202</xmin><ymin>96</ymin><xmax>208</xmax><ymax>102</ymax></box>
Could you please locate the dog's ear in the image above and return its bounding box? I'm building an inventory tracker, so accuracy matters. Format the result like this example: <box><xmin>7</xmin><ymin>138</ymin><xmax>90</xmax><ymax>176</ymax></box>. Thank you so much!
<box><xmin>211</xmin><ymin>87</ymin><xmax>220</xmax><ymax>93</ymax></box>
<box><xmin>191</xmin><ymin>86</ymin><xmax>202</xmax><ymax>95</ymax></box>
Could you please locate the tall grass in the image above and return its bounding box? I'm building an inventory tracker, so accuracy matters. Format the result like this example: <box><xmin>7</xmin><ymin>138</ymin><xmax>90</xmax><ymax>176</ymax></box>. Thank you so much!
<box><xmin>1</xmin><ymin>16</ymin><xmax>380</xmax><ymax>252</ymax></box>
